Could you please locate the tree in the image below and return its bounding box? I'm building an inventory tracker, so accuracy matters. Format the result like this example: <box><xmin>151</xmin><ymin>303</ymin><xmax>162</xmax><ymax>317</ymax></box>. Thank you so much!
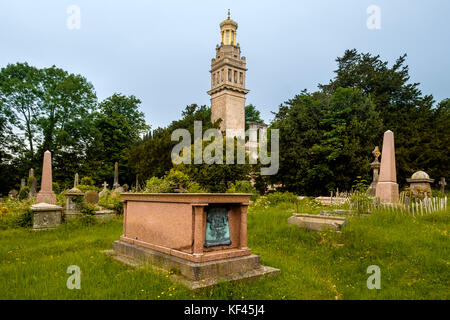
<box><xmin>0</xmin><ymin>62</ymin><xmax>42</xmax><ymax>157</ymax></box>
<box><xmin>245</xmin><ymin>104</ymin><xmax>263</xmax><ymax>130</ymax></box>
<box><xmin>319</xmin><ymin>49</ymin><xmax>441</xmax><ymax>184</ymax></box>
<box><xmin>272</xmin><ymin>87</ymin><xmax>383</xmax><ymax>195</ymax></box>
<box><xmin>127</xmin><ymin>104</ymin><xmax>215</xmax><ymax>182</ymax></box>
<box><xmin>88</xmin><ymin>94</ymin><xmax>149</xmax><ymax>186</ymax></box>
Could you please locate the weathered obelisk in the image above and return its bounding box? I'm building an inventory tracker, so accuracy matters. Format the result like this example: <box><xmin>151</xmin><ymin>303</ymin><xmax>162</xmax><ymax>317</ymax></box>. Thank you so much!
<box><xmin>32</xmin><ymin>150</ymin><xmax>62</xmax><ymax>230</ymax></box>
<box><xmin>376</xmin><ymin>130</ymin><xmax>399</xmax><ymax>203</ymax></box>
<box><xmin>36</xmin><ymin>150</ymin><xmax>56</xmax><ymax>204</ymax></box>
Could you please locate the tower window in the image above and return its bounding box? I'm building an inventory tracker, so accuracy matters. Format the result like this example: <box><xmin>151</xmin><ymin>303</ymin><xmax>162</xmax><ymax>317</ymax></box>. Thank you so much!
<box><xmin>239</xmin><ymin>72</ymin><xmax>243</xmax><ymax>84</ymax></box>
<box><xmin>234</xmin><ymin>70</ymin><xmax>237</xmax><ymax>83</ymax></box>
<box><xmin>228</xmin><ymin>69</ymin><xmax>232</xmax><ymax>82</ymax></box>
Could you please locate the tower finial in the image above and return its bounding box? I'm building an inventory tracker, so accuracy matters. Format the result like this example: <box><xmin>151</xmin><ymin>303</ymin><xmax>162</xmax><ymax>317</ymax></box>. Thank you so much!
<box><xmin>227</xmin><ymin>9</ymin><xmax>230</xmax><ymax>19</ymax></box>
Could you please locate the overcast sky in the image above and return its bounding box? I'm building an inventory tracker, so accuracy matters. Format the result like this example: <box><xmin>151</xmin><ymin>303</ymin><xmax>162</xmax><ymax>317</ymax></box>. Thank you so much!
<box><xmin>1</xmin><ymin>0</ymin><xmax>449</xmax><ymax>129</ymax></box>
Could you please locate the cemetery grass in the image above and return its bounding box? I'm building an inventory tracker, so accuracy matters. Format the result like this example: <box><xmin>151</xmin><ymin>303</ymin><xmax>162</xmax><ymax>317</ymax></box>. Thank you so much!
<box><xmin>0</xmin><ymin>204</ymin><xmax>449</xmax><ymax>300</ymax></box>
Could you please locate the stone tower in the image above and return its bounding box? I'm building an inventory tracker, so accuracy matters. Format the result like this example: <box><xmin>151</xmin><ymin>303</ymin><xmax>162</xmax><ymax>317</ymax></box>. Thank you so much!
<box><xmin>208</xmin><ymin>10</ymin><xmax>249</xmax><ymax>138</ymax></box>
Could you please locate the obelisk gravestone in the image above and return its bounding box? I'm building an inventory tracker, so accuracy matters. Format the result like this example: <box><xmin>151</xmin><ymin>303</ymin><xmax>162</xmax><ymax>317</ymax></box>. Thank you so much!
<box><xmin>376</xmin><ymin>130</ymin><xmax>399</xmax><ymax>203</ymax></box>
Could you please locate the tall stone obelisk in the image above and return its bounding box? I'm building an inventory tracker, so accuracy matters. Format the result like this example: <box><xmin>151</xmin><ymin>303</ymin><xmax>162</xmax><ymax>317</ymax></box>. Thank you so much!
<box><xmin>36</xmin><ymin>150</ymin><xmax>56</xmax><ymax>204</ymax></box>
<box><xmin>32</xmin><ymin>150</ymin><xmax>62</xmax><ymax>230</ymax></box>
<box><xmin>376</xmin><ymin>130</ymin><xmax>399</xmax><ymax>203</ymax></box>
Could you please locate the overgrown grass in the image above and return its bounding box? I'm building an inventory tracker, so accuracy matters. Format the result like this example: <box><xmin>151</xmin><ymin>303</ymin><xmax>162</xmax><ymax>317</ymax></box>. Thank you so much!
<box><xmin>0</xmin><ymin>202</ymin><xmax>448</xmax><ymax>299</ymax></box>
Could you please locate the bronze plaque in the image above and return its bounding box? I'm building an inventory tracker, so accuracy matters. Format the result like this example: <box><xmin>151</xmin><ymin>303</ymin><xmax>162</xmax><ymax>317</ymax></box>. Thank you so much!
<box><xmin>204</xmin><ymin>207</ymin><xmax>231</xmax><ymax>247</ymax></box>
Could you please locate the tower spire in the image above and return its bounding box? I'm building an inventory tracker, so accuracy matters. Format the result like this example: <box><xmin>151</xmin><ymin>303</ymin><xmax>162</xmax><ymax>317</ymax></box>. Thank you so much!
<box><xmin>228</xmin><ymin>9</ymin><xmax>230</xmax><ymax>19</ymax></box>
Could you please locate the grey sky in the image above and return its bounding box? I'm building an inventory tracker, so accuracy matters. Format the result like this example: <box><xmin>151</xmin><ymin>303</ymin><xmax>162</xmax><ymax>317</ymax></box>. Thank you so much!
<box><xmin>1</xmin><ymin>0</ymin><xmax>449</xmax><ymax>129</ymax></box>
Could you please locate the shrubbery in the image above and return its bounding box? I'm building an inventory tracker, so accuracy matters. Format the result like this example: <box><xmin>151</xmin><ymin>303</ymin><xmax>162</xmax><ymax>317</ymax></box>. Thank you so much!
<box><xmin>144</xmin><ymin>169</ymin><xmax>206</xmax><ymax>193</ymax></box>
<box><xmin>98</xmin><ymin>191</ymin><xmax>123</xmax><ymax>214</ymax></box>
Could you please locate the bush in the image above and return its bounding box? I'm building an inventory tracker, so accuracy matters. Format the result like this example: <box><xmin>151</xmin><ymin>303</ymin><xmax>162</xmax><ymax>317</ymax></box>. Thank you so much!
<box><xmin>52</xmin><ymin>182</ymin><xmax>61</xmax><ymax>194</ymax></box>
<box><xmin>251</xmin><ymin>192</ymin><xmax>297</xmax><ymax>209</ymax></box>
<box><xmin>186</xmin><ymin>182</ymin><xmax>206</xmax><ymax>193</ymax></box>
<box><xmin>145</xmin><ymin>177</ymin><xmax>172</xmax><ymax>193</ymax></box>
<box><xmin>77</xmin><ymin>185</ymin><xmax>100</xmax><ymax>192</ymax></box>
<box><xmin>80</xmin><ymin>176</ymin><xmax>95</xmax><ymax>186</ymax></box>
<box><xmin>165</xmin><ymin>169</ymin><xmax>191</xmax><ymax>190</ymax></box>
<box><xmin>18</xmin><ymin>186</ymin><xmax>30</xmax><ymax>200</ymax></box>
<box><xmin>16</xmin><ymin>208</ymin><xmax>33</xmax><ymax>228</ymax></box>
<box><xmin>266</xmin><ymin>192</ymin><xmax>297</xmax><ymax>204</ymax></box>
<box><xmin>226</xmin><ymin>180</ymin><xmax>258</xmax><ymax>200</ymax></box>
<box><xmin>98</xmin><ymin>191</ymin><xmax>123</xmax><ymax>214</ymax></box>
<box><xmin>80</xmin><ymin>202</ymin><xmax>96</xmax><ymax>216</ymax></box>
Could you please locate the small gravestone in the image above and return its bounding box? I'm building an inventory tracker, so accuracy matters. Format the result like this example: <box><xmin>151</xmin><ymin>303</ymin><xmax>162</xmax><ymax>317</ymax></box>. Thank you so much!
<box><xmin>29</xmin><ymin>168</ymin><xmax>37</xmax><ymax>197</ymax></box>
<box><xmin>20</xmin><ymin>178</ymin><xmax>26</xmax><ymax>190</ymax></box>
<box><xmin>406</xmin><ymin>171</ymin><xmax>434</xmax><ymax>197</ymax></box>
<box><xmin>84</xmin><ymin>190</ymin><xmax>99</xmax><ymax>204</ymax></box>
<box><xmin>8</xmin><ymin>189</ymin><xmax>18</xmax><ymax>199</ymax></box>
<box><xmin>99</xmin><ymin>181</ymin><xmax>109</xmax><ymax>198</ymax></box>
<box><xmin>439</xmin><ymin>177</ymin><xmax>447</xmax><ymax>194</ymax></box>
<box><xmin>367</xmin><ymin>146</ymin><xmax>381</xmax><ymax>196</ymax></box>
<box><xmin>64</xmin><ymin>173</ymin><xmax>84</xmax><ymax>220</ymax></box>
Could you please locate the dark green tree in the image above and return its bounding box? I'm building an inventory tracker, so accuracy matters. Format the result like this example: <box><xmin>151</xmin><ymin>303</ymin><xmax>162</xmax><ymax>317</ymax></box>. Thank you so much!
<box><xmin>88</xmin><ymin>94</ymin><xmax>149</xmax><ymax>186</ymax></box>
<box><xmin>319</xmin><ymin>49</ymin><xmax>442</xmax><ymax>184</ymax></box>
<box><xmin>272</xmin><ymin>87</ymin><xmax>383</xmax><ymax>195</ymax></box>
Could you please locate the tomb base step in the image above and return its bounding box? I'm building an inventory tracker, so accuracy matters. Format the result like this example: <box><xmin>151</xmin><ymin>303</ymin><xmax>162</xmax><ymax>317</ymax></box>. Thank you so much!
<box><xmin>108</xmin><ymin>240</ymin><xmax>280</xmax><ymax>289</ymax></box>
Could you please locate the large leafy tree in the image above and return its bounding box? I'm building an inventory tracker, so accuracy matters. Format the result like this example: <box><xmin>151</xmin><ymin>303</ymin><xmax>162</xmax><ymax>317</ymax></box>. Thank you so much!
<box><xmin>0</xmin><ymin>63</ymin><xmax>42</xmax><ymax>157</ymax></box>
<box><xmin>88</xmin><ymin>94</ymin><xmax>149</xmax><ymax>186</ymax></box>
<box><xmin>0</xmin><ymin>63</ymin><xmax>98</xmax><ymax>192</ymax></box>
<box><xmin>127</xmin><ymin>104</ymin><xmax>214</xmax><ymax>182</ymax></box>
<box><xmin>272</xmin><ymin>87</ymin><xmax>383</xmax><ymax>195</ymax></box>
<box><xmin>319</xmin><ymin>49</ymin><xmax>444</xmax><ymax>184</ymax></box>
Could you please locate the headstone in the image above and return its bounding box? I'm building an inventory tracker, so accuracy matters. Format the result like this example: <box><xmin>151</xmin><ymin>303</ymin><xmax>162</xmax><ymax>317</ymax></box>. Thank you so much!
<box><xmin>84</xmin><ymin>190</ymin><xmax>99</xmax><ymax>204</ymax></box>
<box><xmin>376</xmin><ymin>130</ymin><xmax>399</xmax><ymax>204</ymax></box>
<box><xmin>99</xmin><ymin>181</ymin><xmax>109</xmax><ymax>197</ymax></box>
<box><xmin>74</xmin><ymin>173</ymin><xmax>79</xmax><ymax>188</ymax></box>
<box><xmin>113</xmin><ymin>162</ymin><xmax>120</xmax><ymax>189</ymax></box>
<box><xmin>367</xmin><ymin>146</ymin><xmax>381</xmax><ymax>195</ymax></box>
<box><xmin>8</xmin><ymin>189</ymin><xmax>18</xmax><ymax>199</ymax></box>
<box><xmin>20</xmin><ymin>178</ymin><xmax>26</xmax><ymax>190</ymax></box>
<box><xmin>65</xmin><ymin>174</ymin><xmax>84</xmax><ymax>220</ymax></box>
<box><xmin>439</xmin><ymin>177</ymin><xmax>447</xmax><ymax>194</ymax></box>
<box><xmin>29</xmin><ymin>168</ymin><xmax>37</xmax><ymax>197</ymax></box>
<box><xmin>36</xmin><ymin>151</ymin><xmax>57</xmax><ymax>204</ymax></box>
<box><xmin>406</xmin><ymin>171</ymin><xmax>434</xmax><ymax>197</ymax></box>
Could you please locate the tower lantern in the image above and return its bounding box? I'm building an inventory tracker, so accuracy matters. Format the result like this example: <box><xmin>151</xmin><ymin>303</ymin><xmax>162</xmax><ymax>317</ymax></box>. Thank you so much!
<box><xmin>208</xmin><ymin>10</ymin><xmax>249</xmax><ymax>138</ymax></box>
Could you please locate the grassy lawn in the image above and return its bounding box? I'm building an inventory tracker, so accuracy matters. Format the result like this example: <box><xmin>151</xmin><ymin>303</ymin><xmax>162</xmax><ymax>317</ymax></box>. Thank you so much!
<box><xmin>0</xmin><ymin>202</ymin><xmax>449</xmax><ymax>300</ymax></box>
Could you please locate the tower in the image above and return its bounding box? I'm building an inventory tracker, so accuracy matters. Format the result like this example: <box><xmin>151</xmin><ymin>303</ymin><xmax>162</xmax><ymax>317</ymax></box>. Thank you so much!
<box><xmin>208</xmin><ymin>10</ymin><xmax>249</xmax><ymax>138</ymax></box>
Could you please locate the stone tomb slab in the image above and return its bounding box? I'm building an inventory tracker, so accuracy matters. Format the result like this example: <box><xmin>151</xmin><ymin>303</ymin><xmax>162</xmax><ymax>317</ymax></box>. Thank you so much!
<box><xmin>288</xmin><ymin>213</ymin><xmax>347</xmax><ymax>232</ymax></box>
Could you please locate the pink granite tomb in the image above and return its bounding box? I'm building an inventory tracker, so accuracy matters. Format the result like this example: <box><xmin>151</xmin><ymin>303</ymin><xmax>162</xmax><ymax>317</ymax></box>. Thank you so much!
<box><xmin>376</xmin><ymin>130</ymin><xmax>399</xmax><ymax>203</ymax></box>
<box><xmin>111</xmin><ymin>193</ymin><xmax>280</xmax><ymax>288</ymax></box>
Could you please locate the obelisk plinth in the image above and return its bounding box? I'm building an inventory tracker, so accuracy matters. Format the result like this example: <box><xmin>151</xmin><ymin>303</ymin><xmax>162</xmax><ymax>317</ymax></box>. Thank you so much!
<box><xmin>375</xmin><ymin>130</ymin><xmax>399</xmax><ymax>203</ymax></box>
<box><xmin>36</xmin><ymin>150</ymin><xmax>57</xmax><ymax>204</ymax></box>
